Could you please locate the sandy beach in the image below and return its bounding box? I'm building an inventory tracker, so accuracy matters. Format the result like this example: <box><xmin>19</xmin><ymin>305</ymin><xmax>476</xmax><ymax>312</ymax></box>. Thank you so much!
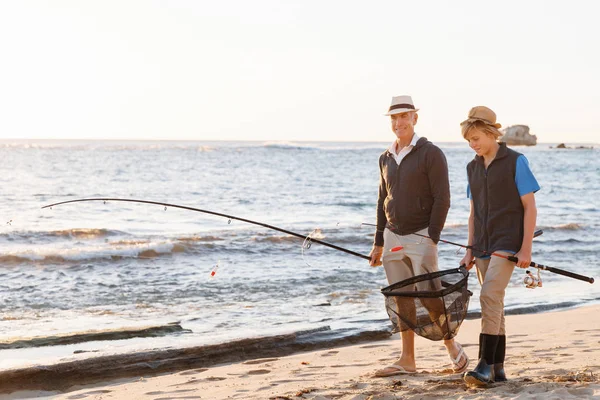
<box><xmin>5</xmin><ymin>304</ymin><xmax>598</xmax><ymax>400</ymax></box>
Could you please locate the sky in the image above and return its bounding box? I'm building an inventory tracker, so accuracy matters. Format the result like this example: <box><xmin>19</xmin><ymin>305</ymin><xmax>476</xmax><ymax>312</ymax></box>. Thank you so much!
<box><xmin>1</xmin><ymin>0</ymin><xmax>598</xmax><ymax>143</ymax></box>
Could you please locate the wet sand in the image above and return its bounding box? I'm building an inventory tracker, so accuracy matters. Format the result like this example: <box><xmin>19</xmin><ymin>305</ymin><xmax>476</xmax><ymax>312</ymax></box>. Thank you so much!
<box><xmin>4</xmin><ymin>305</ymin><xmax>600</xmax><ymax>400</ymax></box>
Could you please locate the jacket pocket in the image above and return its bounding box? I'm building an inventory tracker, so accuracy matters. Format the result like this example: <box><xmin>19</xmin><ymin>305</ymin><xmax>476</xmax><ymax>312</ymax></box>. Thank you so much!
<box><xmin>418</xmin><ymin>196</ymin><xmax>433</xmax><ymax>212</ymax></box>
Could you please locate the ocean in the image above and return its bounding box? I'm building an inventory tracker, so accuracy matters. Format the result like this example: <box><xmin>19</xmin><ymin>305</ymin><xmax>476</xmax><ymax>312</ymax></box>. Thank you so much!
<box><xmin>0</xmin><ymin>140</ymin><xmax>598</xmax><ymax>372</ymax></box>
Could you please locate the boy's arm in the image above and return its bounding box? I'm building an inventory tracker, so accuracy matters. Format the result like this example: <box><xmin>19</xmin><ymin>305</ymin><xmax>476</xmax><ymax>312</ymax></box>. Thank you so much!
<box><xmin>514</xmin><ymin>192</ymin><xmax>537</xmax><ymax>268</ymax></box>
<box><xmin>460</xmin><ymin>199</ymin><xmax>475</xmax><ymax>269</ymax></box>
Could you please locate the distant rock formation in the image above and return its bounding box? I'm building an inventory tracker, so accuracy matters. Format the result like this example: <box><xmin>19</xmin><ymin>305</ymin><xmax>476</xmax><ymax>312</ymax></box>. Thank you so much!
<box><xmin>500</xmin><ymin>125</ymin><xmax>537</xmax><ymax>146</ymax></box>
<box><xmin>552</xmin><ymin>143</ymin><xmax>594</xmax><ymax>149</ymax></box>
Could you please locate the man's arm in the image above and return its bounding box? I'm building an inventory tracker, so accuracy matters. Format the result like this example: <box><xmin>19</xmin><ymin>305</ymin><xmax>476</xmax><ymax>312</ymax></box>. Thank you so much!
<box><xmin>426</xmin><ymin>147</ymin><xmax>451</xmax><ymax>243</ymax></box>
<box><xmin>370</xmin><ymin>157</ymin><xmax>387</xmax><ymax>267</ymax></box>
<box><xmin>374</xmin><ymin>157</ymin><xmax>388</xmax><ymax>247</ymax></box>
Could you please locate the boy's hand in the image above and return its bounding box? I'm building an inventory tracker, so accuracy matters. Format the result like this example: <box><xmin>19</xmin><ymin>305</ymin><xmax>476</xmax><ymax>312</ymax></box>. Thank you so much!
<box><xmin>514</xmin><ymin>248</ymin><xmax>532</xmax><ymax>269</ymax></box>
<box><xmin>460</xmin><ymin>250</ymin><xmax>475</xmax><ymax>270</ymax></box>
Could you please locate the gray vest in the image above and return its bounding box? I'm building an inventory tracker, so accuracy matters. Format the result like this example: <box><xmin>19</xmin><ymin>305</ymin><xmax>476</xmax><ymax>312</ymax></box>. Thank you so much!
<box><xmin>467</xmin><ymin>143</ymin><xmax>523</xmax><ymax>257</ymax></box>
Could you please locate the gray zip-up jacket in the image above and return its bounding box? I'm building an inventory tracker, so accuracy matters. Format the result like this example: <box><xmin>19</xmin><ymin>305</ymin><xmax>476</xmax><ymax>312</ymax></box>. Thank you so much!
<box><xmin>375</xmin><ymin>137</ymin><xmax>450</xmax><ymax>246</ymax></box>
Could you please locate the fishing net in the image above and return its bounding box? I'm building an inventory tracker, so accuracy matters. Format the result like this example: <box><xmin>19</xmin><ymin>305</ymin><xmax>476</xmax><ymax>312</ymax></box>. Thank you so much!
<box><xmin>381</xmin><ymin>267</ymin><xmax>472</xmax><ymax>341</ymax></box>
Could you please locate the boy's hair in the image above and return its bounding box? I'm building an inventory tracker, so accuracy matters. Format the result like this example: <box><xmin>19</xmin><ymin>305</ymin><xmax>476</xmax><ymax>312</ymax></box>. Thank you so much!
<box><xmin>461</xmin><ymin>120</ymin><xmax>503</xmax><ymax>140</ymax></box>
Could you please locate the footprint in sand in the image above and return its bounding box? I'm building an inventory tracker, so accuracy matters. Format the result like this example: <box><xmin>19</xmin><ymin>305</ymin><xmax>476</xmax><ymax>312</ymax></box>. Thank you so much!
<box><xmin>321</xmin><ymin>350</ymin><xmax>340</xmax><ymax>357</ymax></box>
<box><xmin>67</xmin><ymin>390</ymin><xmax>112</xmax><ymax>399</ymax></box>
<box><xmin>169</xmin><ymin>380</ymin><xmax>202</xmax><ymax>387</ymax></box>
<box><xmin>360</xmin><ymin>344</ymin><xmax>388</xmax><ymax>349</ymax></box>
<box><xmin>243</xmin><ymin>358</ymin><xmax>279</xmax><ymax>365</ymax></box>
<box><xmin>348</xmin><ymin>382</ymin><xmax>369</xmax><ymax>389</ymax></box>
<box><xmin>205</xmin><ymin>376</ymin><xmax>227</xmax><ymax>381</ymax></box>
<box><xmin>247</xmin><ymin>369</ymin><xmax>271</xmax><ymax>375</ymax></box>
<box><xmin>179</xmin><ymin>368</ymin><xmax>209</xmax><ymax>375</ymax></box>
<box><xmin>154</xmin><ymin>397</ymin><xmax>203</xmax><ymax>400</ymax></box>
<box><xmin>151</xmin><ymin>389</ymin><xmax>196</xmax><ymax>394</ymax></box>
<box><xmin>330</xmin><ymin>363</ymin><xmax>372</xmax><ymax>368</ymax></box>
<box><xmin>271</xmin><ymin>379</ymin><xmax>306</xmax><ymax>384</ymax></box>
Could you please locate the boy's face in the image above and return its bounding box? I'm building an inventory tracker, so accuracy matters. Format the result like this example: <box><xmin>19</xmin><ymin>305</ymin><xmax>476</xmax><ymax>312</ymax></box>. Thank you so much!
<box><xmin>465</xmin><ymin>127</ymin><xmax>497</xmax><ymax>157</ymax></box>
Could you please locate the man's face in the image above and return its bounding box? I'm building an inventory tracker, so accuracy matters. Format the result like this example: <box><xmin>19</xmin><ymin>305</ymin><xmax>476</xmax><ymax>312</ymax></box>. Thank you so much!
<box><xmin>390</xmin><ymin>111</ymin><xmax>418</xmax><ymax>139</ymax></box>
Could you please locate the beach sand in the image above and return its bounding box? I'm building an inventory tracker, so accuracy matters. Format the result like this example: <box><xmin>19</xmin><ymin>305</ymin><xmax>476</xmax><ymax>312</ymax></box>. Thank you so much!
<box><xmin>6</xmin><ymin>305</ymin><xmax>600</xmax><ymax>400</ymax></box>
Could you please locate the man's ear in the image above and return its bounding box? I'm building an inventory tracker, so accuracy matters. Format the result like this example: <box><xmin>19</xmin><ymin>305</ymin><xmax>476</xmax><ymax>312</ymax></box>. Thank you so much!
<box><xmin>413</xmin><ymin>113</ymin><xmax>419</xmax><ymax>126</ymax></box>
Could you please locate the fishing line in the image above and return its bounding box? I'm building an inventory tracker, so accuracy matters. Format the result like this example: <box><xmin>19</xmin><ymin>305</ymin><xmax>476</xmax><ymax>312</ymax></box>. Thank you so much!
<box><xmin>301</xmin><ymin>228</ymin><xmax>322</xmax><ymax>267</ymax></box>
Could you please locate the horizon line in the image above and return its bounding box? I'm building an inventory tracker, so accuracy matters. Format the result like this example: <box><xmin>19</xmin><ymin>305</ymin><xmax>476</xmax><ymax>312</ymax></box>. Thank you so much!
<box><xmin>0</xmin><ymin>138</ymin><xmax>598</xmax><ymax>145</ymax></box>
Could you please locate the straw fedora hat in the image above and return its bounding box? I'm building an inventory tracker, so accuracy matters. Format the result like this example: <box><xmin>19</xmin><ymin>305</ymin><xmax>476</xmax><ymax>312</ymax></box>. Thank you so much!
<box><xmin>384</xmin><ymin>95</ymin><xmax>419</xmax><ymax>116</ymax></box>
<box><xmin>460</xmin><ymin>106</ymin><xmax>502</xmax><ymax>129</ymax></box>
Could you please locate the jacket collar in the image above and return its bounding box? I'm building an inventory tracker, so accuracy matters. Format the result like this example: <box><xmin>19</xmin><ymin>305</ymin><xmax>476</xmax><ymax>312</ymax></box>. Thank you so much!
<box><xmin>386</xmin><ymin>136</ymin><xmax>429</xmax><ymax>157</ymax></box>
<box><xmin>474</xmin><ymin>142</ymin><xmax>508</xmax><ymax>164</ymax></box>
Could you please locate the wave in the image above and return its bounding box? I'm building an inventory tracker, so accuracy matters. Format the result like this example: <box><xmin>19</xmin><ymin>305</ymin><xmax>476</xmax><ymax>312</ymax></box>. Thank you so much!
<box><xmin>538</xmin><ymin>223</ymin><xmax>585</xmax><ymax>231</ymax></box>
<box><xmin>176</xmin><ymin>235</ymin><xmax>225</xmax><ymax>243</ymax></box>
<box><xmin>262</xmin><ymin>141</ymin><xmax>319</xmax><ymax>151</ymax></box>
<box><xmin>0</xmin><ymin>323</ymin><xmax>189</xmax><ymax>350</ymax></box>
<box><xmin>335</xmin><ymin>201</ymin><xmax>372</xmax><ymax>208</ymax></box>
<box><xmin>1</xmin><ymin>228</ymin><xmax>124</xmax><ymax>241</ymax></box>
<box><xmin>443</xmin><ymin>222</ymin><xmax>468</xmax><ymax>228</ymax></box>
<box><xmin>0</xmin><ymin>241</ymin><xmax>190</xmax><ymax>265</ymax></box>
<box><xmin>0</xmin><ymin>140</ymin><xmax>216</xmax><ymax>151</ymax></box>
<box><xmin>48</xmin><ymin>228</ymin><xmax>119</xmax><ymax>239</ymax></box>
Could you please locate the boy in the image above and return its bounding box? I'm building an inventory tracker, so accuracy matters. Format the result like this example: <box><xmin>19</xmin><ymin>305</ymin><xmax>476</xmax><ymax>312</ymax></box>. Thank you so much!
<box><xmin>459</xmin><ymin>106</ymin><xmax>540</xmax><ymax>386</ymax></box>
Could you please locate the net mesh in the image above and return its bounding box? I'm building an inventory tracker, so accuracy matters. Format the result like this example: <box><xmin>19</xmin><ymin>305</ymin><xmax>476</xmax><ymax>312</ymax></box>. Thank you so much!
<box><xmin>381</xmin><ymin>267</ymin><xmax>472</xmax><ymax>341</ymax></box>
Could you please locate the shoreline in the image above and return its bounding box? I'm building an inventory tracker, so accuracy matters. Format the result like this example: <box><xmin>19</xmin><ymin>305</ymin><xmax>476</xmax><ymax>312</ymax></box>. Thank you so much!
<box><xmin>3</xmin><ymin>304</ymin><xmax>600</xmax><ymax>399</ymax></box>
<box><xmin>1</xmin><ymin>298</ymin><xmax>597</xmax><ymax>379</ymax></box>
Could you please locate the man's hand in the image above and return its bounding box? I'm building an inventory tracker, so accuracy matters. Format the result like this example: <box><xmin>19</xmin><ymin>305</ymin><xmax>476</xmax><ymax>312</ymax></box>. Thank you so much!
<box><xmin>369</xmin><ymin>245</ymin><xmax>383</xmax><ymax>267</ymax></box>
<box><xmin>514</xmin><ymin>248</ymin><xmax>532</xmax><ymax>269</ymax></box>
<box><xmin>460</xmin><ymin>249</ymin><xmax>475</xmax><ymax>271</ymax></box>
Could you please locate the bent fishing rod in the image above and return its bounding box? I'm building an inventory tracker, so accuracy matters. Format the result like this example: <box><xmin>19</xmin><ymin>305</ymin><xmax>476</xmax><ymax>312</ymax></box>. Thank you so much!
<box><xmin>41</xmin><ymin>197</ymin><xmax>372</xmax><ymax>261</ymax></box>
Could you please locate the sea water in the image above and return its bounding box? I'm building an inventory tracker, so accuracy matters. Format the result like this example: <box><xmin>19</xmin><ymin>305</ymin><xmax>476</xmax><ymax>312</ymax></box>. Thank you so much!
<box><xmin>0</xmin><ymin>140</ymin><xmax>598</xmax><ymax>370</ymax></box>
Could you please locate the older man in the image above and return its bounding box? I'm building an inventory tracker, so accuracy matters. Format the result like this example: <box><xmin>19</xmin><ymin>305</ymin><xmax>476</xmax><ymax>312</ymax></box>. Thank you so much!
<box><xmin>369</xmin><ymin>95</ymin><xmax>468</xmax><ymax>376</ymax></box>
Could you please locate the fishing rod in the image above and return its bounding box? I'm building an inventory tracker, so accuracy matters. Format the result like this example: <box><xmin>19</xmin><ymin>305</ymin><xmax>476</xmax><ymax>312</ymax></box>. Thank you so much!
<box><xmin>413</xmin><ymin>231</ymin><xmax>594</xmax><ymax>284</ymax></box>
<box><xmin>41</xmin><ymin>198</ymin><xmax>371</xmax><ymax>261</ymax></box>
<box><xmin>363</xmin><ymin>223</ymin><xmax>593</xmax><ymax>284</ymax></box>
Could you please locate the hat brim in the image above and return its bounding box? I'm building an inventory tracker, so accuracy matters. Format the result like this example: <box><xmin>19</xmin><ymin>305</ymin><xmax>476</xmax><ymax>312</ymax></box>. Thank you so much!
<box><xmin>460</xmin><ymin>117</ymin><xmax>501</xmax><ymax>129</ymax></box>
<box><xmin>384</xmin><ymin>108</ymin><xmax>419</xmax><ymax>116</ymax></box>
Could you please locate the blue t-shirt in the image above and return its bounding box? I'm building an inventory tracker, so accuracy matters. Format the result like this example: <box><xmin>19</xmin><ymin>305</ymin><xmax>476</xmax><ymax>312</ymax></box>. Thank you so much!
<box><xmin>467</xmin><ymin>155</ymin><xmax>540</xmax><ymax>199</ymax></box>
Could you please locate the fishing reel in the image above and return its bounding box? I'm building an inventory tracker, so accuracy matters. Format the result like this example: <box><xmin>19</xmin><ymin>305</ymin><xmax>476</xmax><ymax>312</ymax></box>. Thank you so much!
<box><xmin>523</xmin><ymin>269</ymin><xmax>542</xmax><ymax>289</ymax></box>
